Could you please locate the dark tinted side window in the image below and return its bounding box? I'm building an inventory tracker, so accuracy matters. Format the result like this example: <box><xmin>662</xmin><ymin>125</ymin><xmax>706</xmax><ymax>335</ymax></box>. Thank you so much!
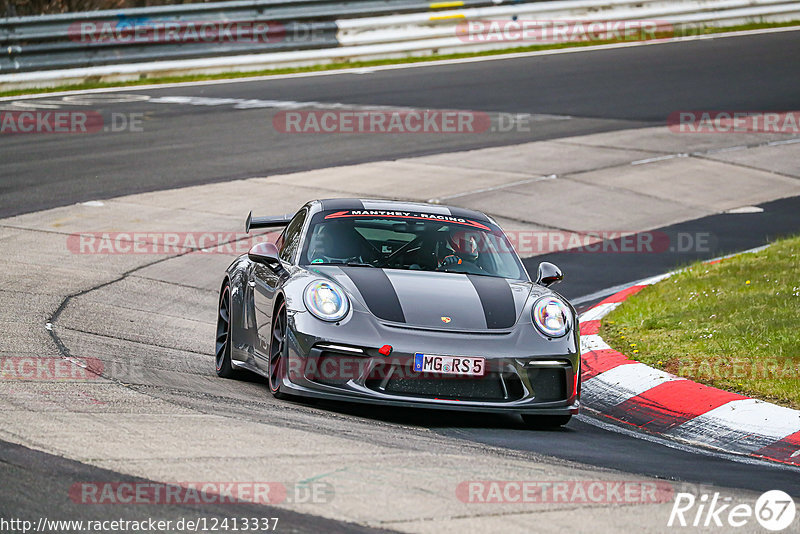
<box><xmin>279</xmin><ymin>209</ymin><xmax>307</xmax><ymax>263</ymax></box>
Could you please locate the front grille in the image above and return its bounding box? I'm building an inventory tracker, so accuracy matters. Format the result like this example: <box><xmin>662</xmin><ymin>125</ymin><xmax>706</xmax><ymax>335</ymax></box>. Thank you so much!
<box><xmin>526</xmin><ymin>367</ymin><xmax>567</xmax><ymax>401</ymax></box>
<box><xmin>366</xmin><ymin>363</ymin><xmax>523</xmax><ymax>401</ymax></box>
<box><xmin>384</xmin><ymin>374</ymin><xmax>506</xmax><ymax>400</ymax></box>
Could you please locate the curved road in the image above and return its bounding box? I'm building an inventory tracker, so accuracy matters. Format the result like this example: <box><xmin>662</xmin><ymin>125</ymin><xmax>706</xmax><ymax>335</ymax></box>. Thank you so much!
<box><xmin>1</xmin><ymin>29</ymin><xmax>799</xmax><ymax>217</ymax></box>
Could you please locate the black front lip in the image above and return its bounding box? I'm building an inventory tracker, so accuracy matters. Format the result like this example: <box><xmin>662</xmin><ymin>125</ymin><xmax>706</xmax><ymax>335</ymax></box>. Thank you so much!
<box><xmin>280</xmin><ymin>380</ymin><xmax>579</xmax><ymax>415</ymax></box>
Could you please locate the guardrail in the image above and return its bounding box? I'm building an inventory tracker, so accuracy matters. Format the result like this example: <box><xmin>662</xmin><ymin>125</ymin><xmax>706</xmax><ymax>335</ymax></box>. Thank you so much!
<box><xmin>0</xmin><ymin>0</ymin><xmax>509</xmax><ymax>73</ymax></box>
<box><xmin>1</xmin><ymin>0</ymin><xmax>799</xmax><ymax>90</ymax></box>
<box><xmin>339</xmin><ymin>0</ymin><xmax>800</xmax><ymax>46</ymax></box>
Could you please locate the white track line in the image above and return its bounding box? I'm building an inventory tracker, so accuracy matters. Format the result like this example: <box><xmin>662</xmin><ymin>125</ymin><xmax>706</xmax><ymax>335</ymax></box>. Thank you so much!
<box><xmin>666</xmin><ymin>399</ymin><xmax>800</xmax><ymax>454</ymax></box>
<box><xmin>580</xmin><ymin>334</ymin><xmax>613</xmax><ymax>354</ymax></box>
<box><xmin>579</xmin><ymin>302</ymin><xmax>621</xmax><ymax>322</ymax></box>
<box><xmin>582</xmin><ymin>364</ymin><xmax>684</xmax><ymax>406</ymax></box>
<box><xmin>577</xmin><ymin>412</ymin><xmax>800</xmax><ymax>470</ymax></box>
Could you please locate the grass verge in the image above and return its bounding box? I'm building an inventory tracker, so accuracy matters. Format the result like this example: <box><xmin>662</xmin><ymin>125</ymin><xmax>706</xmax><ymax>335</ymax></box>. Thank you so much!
<box><xmin>1</xmin><ymin>21</ymin><xmax>798</xmax><ymax>98</ymax></box>
<box><xmin>600</xmin><ymin>234</ymin><xmax>800</xmax><ymax>409</ymax></box>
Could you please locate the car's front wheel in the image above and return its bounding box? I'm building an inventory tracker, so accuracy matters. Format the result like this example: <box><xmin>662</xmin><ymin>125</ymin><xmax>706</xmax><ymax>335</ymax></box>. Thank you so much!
<box><xmin>268</xmin><ymin>301</ymin><xmax>290</xmax><ymax>399</ymax></box>
<box><xmin>521</xmin><ymin>414</ymin><xmax>572</xmax><ymax>429</ymax></box>
<box><xmin>215</xmin><ymin>281</ymin><xmax>238</xmax><ymax>378</ymax></box>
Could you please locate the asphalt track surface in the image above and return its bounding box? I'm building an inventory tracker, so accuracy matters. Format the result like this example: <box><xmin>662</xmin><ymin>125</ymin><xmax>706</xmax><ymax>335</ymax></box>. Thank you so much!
<box><xmin>0</xmin><ymin>440</ymin><xmax>394</xmax><ymax>534</ymax></box>
<box><xmin>1</xmin><ymin>29</ymin><xmax>800</xmax><ymax>218</ymax></box>
<box><xmin>2</xmin><ymin>29</ymin><xmax>800</xmax><ymax>529</ymax></box>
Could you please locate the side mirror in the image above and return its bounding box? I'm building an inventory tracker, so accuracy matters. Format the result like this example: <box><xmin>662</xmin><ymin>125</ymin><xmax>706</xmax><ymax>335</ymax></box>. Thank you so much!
<box><xmin>536</xmin><ymin>261</ymin><xmax>563</xmax><ymax>287</ymax></box>
<box><xmin>248</xmin><ymin>242</ymin><xmax>282</xmax><ymax>270</ymax></box>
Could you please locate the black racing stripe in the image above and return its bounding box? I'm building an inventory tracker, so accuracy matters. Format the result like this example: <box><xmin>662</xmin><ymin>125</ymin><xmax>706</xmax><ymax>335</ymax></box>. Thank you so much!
<box><xmin>341</xmin><ymin>268</ymin><xmax>405</xmax><ymax>323</ymax></box>
<box><xmin>466</xmin><ymin>275</ymin><xmax>516</xmax><ymax>329</ymax></box>
<box><xmin>320</xmin><ymin>198</ymin><xmax>364</xmax><ymax>211</ymax></box>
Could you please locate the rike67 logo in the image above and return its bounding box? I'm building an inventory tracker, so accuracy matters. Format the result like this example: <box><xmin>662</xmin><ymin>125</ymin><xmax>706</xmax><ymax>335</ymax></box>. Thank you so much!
<box><xmin>669</xmin><ymin>490</ymin><xmax>796</xmax><ymax>531</ymax></box>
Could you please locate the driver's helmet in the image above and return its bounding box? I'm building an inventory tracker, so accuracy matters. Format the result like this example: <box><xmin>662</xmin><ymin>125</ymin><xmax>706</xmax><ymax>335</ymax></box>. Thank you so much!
<box><xmin>310</xmin><ymin>223</ymin><xmax>362</xmax><ymax>263</ymax></box>
<box><xmin>445</xmin><ymin>229</ymin><xmax>480</xmax><ymax>263</ymax></box>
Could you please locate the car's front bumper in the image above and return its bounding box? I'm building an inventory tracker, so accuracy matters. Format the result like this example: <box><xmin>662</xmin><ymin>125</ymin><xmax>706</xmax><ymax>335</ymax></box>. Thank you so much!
<box><xmin>278</xmin><ymin>308</ymin><xmax>581</xmax><ymax>415</ymax></box>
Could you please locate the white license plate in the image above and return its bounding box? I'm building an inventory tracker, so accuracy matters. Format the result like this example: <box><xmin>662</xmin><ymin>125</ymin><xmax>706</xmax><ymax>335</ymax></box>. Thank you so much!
<box><xmin>413</xmin><ymin>353</ymin><xmax>485</xmax><ymax>376</ymax></box>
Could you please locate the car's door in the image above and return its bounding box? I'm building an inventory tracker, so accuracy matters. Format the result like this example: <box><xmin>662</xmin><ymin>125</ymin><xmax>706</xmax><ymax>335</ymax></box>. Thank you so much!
<box><xmin>252</xmin><ymin>208</ymin><xmax>307</xmax><ymax>372</ymax></box>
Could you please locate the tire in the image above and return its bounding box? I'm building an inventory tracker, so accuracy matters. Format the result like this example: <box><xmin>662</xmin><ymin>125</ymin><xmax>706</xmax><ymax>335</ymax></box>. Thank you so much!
<box><xmin>521</xmin><ymin>414</ymin><xmax>572</xmax><ymax>429</ymax></box>
<box><xmin>215</xmin><ymin>282</ymin><xmax>239</xmax><ymax>379</ymax></box>
<box><xmin>268</xmin><ymin>300</ymin><xmax>290</xmax><ymax>399</ymax></box>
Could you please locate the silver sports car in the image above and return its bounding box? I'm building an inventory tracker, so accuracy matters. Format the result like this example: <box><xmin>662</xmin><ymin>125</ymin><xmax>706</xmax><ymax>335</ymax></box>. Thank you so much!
<box><xmin>216</xmin><ymin>199</ymin><xmax>580</xmax><ymax>427</ymax></box>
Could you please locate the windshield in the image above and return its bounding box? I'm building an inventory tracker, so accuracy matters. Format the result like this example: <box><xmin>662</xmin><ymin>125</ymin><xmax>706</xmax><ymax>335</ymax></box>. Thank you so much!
<box><xmin>300</xmin><ymin>209</ymin><xmax>527</xmax><ymax>280</ymax></box>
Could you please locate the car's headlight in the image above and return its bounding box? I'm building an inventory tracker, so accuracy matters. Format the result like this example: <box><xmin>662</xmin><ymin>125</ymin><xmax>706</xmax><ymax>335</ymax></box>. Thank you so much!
<box><xmin>531</xmin><ymin>296</ymin><xmax>571</xmax><ymax>338</ymax></box>
<box><xmin>304</xmin><ymin>280</ymin><xmax>349</xmax><ymax>322</ymax></box>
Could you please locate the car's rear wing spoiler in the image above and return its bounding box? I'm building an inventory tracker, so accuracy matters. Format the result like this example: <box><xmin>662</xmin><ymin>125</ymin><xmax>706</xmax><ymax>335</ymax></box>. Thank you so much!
<box><xmin>245</xmin><ymin>211</ymin><xmax>293</xmax><ymax>233</ymax></box>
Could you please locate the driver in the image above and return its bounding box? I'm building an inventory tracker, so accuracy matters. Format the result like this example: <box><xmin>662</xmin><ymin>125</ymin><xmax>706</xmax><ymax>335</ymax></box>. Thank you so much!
<box><xmin>437</xmin><ymin>229</ymin><xmax>480</xmax><ymax>269</ymax></box>
<box><xmin>309</xmin><ymin>223</ymin><xmax>365</xmax><ymax>264</ymax></box>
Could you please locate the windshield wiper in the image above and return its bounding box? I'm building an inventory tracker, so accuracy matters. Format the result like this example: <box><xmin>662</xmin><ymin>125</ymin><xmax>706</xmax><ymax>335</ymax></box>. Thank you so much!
<box><xmin>343</xmin><ymin>261</ymin><xmax>376</xmax><ymax>268</ymax></box>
